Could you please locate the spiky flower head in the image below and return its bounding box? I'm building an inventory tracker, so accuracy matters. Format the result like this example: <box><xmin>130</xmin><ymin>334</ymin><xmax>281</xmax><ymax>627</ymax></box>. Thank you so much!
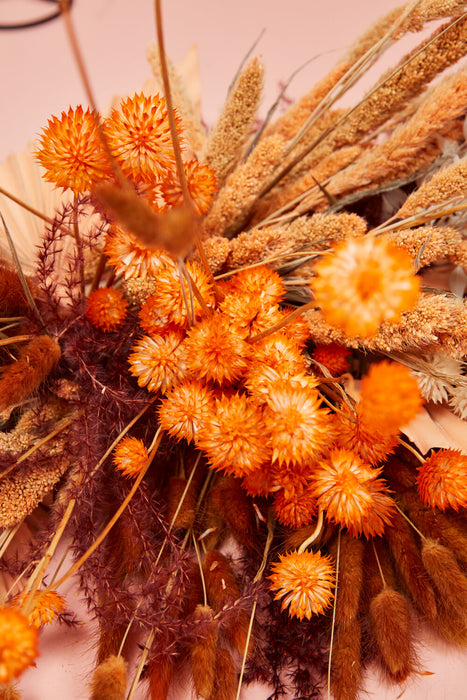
<box><xmin>160</xmin><ymin>159</ymin><xmax>217</xmax><ymax>215</ymax></box>
<box><xmin>310</xmin><ymin>235</ymin><xmax>420</xmax><ymax>337</ymax></box>
<box><xmin>417</xmin><ymin>448</ymin><xmax>467</xmax><ymax>511</ymax></box>
<box><xmin>113</xmin><ymin>436</ymin><xmax>149</xmax><ymax>478</ymax></box>
<box><xmin>35</xmin><ymin>105</ymin><xmax>111</xmax><ymax>193</ymax></box>
<box><xmin>158</xmin><ymin>380</ymin><xmax>214</xmax><ymax>443</ymax></box>
<box><xmin>312</xmin><ymin>343</ymin><xmax>351</xmax><ymax>376</ymax></box>
<box><xmin>86</xmin><ymin>286</ymin><xmax>128</xmax><ymax>332</ymax></box>
<box><xmin>9</xmin><ymin>591</ymin><xmax>66</xmax><ymax>629</ymax></box>
<box><xmin>128</xmin><ymin>330</ymin><xmax>186</xmax><ymax>394</ymax></box>
<box><xmin>0</xmin><ymin>607</ymin><xmax>38</xmax><ymax>683</ymax></box>
<box><xmin>104</xmin><ymin>227</ymin><xmax>172</xmax><ymax>280</ymax></box>
<box><xmin>268</xmin><ymin>549</ymin><xmax>335</xmax><ymax>620</ymax></box>
<box><xmin>273</xmin><ymin>486</ymin><xmax>317</xmax><ymax>528</ymax></box>
<box><xmin>104</xmin><ymin>93</ymin><xmax>182</xmax><ymax>182</ymax></box>
<box><xmin>311</xmin><ymin>448</ymin><xmax>395</xmax><ymax>537</ymax></box>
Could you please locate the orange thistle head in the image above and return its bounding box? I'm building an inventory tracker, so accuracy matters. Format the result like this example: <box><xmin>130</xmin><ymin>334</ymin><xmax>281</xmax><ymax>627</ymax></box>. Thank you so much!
<box><xmin>128</xmin><ymin>330</ymin><xmax>187</xmax><ymax>394</ymax></box>
<box><xmin>104</xmin><ymin>92</ymin><xmax>182</xmax><ymax>183</ymax></box>
<box><xmin>359</xmin><ymin>360</ymin><xmax>422</xmax><ymax>437</ymax></box>
<box><xmin>113</xmin><ymin>436</ymin><xmax>149</xmax><ymax>478</ymax></box>
<box><xmin>311</xmin><ymin>343</ymin><xmax>351</xmax><ymax>376</ymax></box>
<box><xmin>0</xmin><ymin>607</ymin><xmax>38</xmax><ymax>683</ymax></box>
<box><xmin>160</xmin><ymin>159</ymin><xmax>217</xmax><ymax>215</ymax></box>
<box><xmin>104</xmin><ymin>227</ymin><xmax>173</xmax><ymax>280</ymax></box>
<box><xmin>310</xmin><ymin>235</ymin><xmax>420</xmax><ymax>337</ymax></box>
<box><xmin>417</xmin><ymin>448</ymin><xmax>467</xmax><ymax>511</ymax></box>
<box><xmin>311</xmin><ymin>448</ymin><xmax>395</xmax><ymax>537</ymax></box>
<box><xmin>158</xmin><ymin>380</ymin><xmax>214</xmax><ymax>443</ymax></box>
<box><xmin>10</xmin><ymin>591</ymin><xmax>66</xmax><ymax>629</ymax></box>
<box><xmin>35</xmin><ymin>105</ymin><xmax>111</xmax><ymax>193</ymax></box>
<box><xmin>273</xmin><ymin>486</ymin><xmax>317</xmax><ymax>528</ymax></box>
<box><xmin>268</xmin><ymin>549</ymin><xmax>335</xmax><ymax>620</ymax></box>
<box><xmin>196</xmin><ymin>393</ymin><xmax>271</xmax><ymax>477</ymax></box>
<box><xmin>86</xmin><ymin>286</ymin><xmax>128</xmax><ymax>332</ymax></box>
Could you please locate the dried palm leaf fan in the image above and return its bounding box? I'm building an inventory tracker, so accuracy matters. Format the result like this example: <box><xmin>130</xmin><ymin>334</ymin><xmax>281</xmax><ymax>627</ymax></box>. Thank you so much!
<box><xmin>0</xmin><ymin>0</ymin><xmax>467</xmax><ymax>699</ymax></box>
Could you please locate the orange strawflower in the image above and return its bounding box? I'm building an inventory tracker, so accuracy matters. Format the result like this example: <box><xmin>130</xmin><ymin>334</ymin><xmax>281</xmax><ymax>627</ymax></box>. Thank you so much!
<box><xmin>310</xmin><ymin>236</ymin><xmax>420</xmax><ymax>337</ymax></box>
<box><xmin>104</xmin><ymin>93</ymin><xmax>182</xmax><ymax>183</ymax></box>
<box><xmin>35</xmin><ymin>105</ymin><xmax>111</xmax><ymax>193</ymax></box>
<box><xmin>242</xmin><ymin>466</ymin><xmax>276</xmax><ymax>497</ymax></box>
<box><xmin>249</xmin><ymin>333</ymin><xmax>306</xmax><ymax>374</ymax></box>
<box><xmin>113</xmin><ymin>436</ymin><xmax>149</xmax><ymax>478</ymax></box>
<box><xmin>86</xmin><ymin>287</ymin><xmax>128</xmax><ymax>332</ymax></box>
<box><xmin>417</xmin><ymin>448</ymin><xmax>467</xmax><ymax>511</ymax></box>
<box><xmin>311</xmin><ymin>448</ymin><xmax>395</xmax><ymax>537</ymax></box>
<box><xmin>104</xmin><ymin>227</ymin><xmax>172</xmax><ymax>280</ymax></box>
<box><xmin>196</xmin><ymin>393</ymin><xmax>271</xmax><ymax>477</ymax></box>
<box><xmin>160</xmin><ymin>159</ymin><xmax>217</xmax><ymax>215</ymax></box>
<box><xmin>271</xmin><ymin>460</ymin><xmax>314</xmax><ymax>499</ymax></box>
<box><xmin>277</xmin><ymin>307</ymin><xmax>311</xmax><ymax>348</ymax></box>
<box><xmin>10</xmin><ymin>591</ymin><xmax>66</xmax><ymax>628</ymax></box>
<box><xmin>359</xmin><ymin>360</ymin><xmax>422</xmax><ymax>437</ymax></box>
<box><xmin>0</xmin><ymin>607</ymin><xmax>38</xmax><ymax>683</ymax></box>
<box><xmin>245</xmin><ymin>366</ymin><xmax>317</xmax><ymax>402</ymax></box>
<box><xmin>184</xmin><ymin>315</ymin><xmax>250</xmax><ymax>384</ymax></box>
<box><xmin>268</xmin><ymin>549</ymin><xmax>335</xmax><ymax>620</ymax></box>
<box><xmin>226</xmin><ymin>266</ymin><xmax>285</xmax><ymax>307</ymax></box>
<box><xmin>158</xmin><ymin>380</ymin><xmax>214</xmax><ymax>443</ymax></box>
<box><xmin>263</xmin><ymin>383</ymin><xmax>330</xmax><ymax>465</ymax></box>
<box><xmin>128</xmin><ymin>330</ymin><xmax>186</xmax><ymax>394</ymax></box>
<box><xmin>337</xmin><ymin>406</ymin><xmax>398</xmax><ymax>465</ymax></box>
<box><xmin>312</xmin><ymin>343</ymin><xmax>350</xmax><ymax>376</ymax></box>
<box><xmin>273</xmin><ymin>486</ymin><xmax>317</xmax><ymax>528</ymax></box>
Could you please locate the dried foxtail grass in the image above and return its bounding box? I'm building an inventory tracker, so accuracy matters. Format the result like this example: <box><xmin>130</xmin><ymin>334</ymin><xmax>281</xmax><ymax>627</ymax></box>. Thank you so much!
<box><xmin>190</xmin><ymin>605</ymin><xmax>218</xmax><ymax>698</ymax></box>
<box><xmin>90</xmin><ymin>655</ymin><xmax>127</xmax><ymax>700</ymax></box>
<box><xmin>369</xmin><ymin>588</ymin><xmax>417</xmax><ymax>682</ymax></box>
<box><xmin>421</xmin><ymin>538</ymin><xmax>467</xmax><ymax>618</ymax></box>
<box><xmin>330</xmin><ymin>618</ymin><xmax>361</xmax><ymax>700</ymax></box>
<box><xmin>397</xmin><ymin>157</ymin><xmax>467</xmax><ymax>219</ymax></box>
<box><xmin>390</xmin><ymin>225</ymin><xmax>466</xmax><ymax>270</ymax></box>
<box><xmin>202</xmin><ymin>57</ymin><xmax>264</xmax><ymax>186</ymax></box>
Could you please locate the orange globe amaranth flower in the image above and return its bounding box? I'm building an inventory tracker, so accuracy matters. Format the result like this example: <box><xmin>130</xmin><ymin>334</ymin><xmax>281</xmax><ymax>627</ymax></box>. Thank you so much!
<box><xmin>263</xmin><ymin>383</ymin><xmax>330</xmax><ymax>465</ymax></box>
<box><xmin>359</xmin><ymin>360</ymin><xmax>422</xmax><ymax>437</ymax></box>
<box><xmin>129</xmin><ymin>330</ymin><xmax>186</xmax><ymax>394</ymax></box>
<box><xmin>113</xmin><ymin>436</ymin><xmax>149</xmax><ymax>478</ymax></box>
<box><xmin>148</xmin><ymin>261</ymin><xmax>215</xmax><ymax>328</ymax></box>
<box><xmin>271</xmin><ymin>460</ymin><xmax>314</xmax><ymax>499</ymax></box>
<box><xmin>196</xmin><ymin>393</ymin><xmax>271</xmax><ymax>477</ymax></box>
<box><xmin>10</xmin><ymin>591</ymin><xmax>66</xmax><ymax>628</ymax></box>
<box><xmin>277</xmin><ymin>307</ymin><xmax>311</xmax><ymax>349</ymax></box>
<box><xmin>268</xmin><ymin>549</ymin><xmax>335</xmax><ymax>620</ymax></box>
<box><xmin>104</xmin><ymin>227</ymin><xmax>172</xmax><ymax>280</ymax></box>
<box><xmin>312</xmin><ymin>343</ymin><xmax>350</xmax><ymax>376</ymax></box>
<box><xmin>310</xmin><ymin>236</ymin><xmax>420</xmax><ymax>337</ymax></box>
<box><xmin>158</xmin><ymin>380</ymin><xmax>214</xmax><ymax>443</ymax></box>
<box><xmin>160</xmin><ymin>159</ymin><xmax>217</xmax><ymax>215</ymax></box>
<box><xmin>105</xmin><ymin>93</ymin><xmax>181</xmax><ymax>183</ymax></box>
<box><xmin>86</xmin><ymin>287</ymin><xmax>128</xmax><ymax>332</ymax></box>
<box><xmin>311</xmin><ymin>448</ymin><xmax>395</xmax><ymax>537</ymax></box>
<box><xmin>0</xmin><ymin>607</ymin><xmax>38</xmax><ymax>683</ymax></box>
<box><xmin>35</xmin><ymin>105</ymin><xmax>111</xmax><ymax>193</ymax></box>
<box><xmin>417</xmin><ymin>448</ymin><xmax>467</xmax><ymax>511</ymax></box>
<box><xmin>184</xmin><ymin>315</ymin><xmax>250</xmax><ymax>385</ymax></box>
<box><xmin>273</xmin><ymin>486</ymin><xmax>317</xmax><ymax>528</ymax></box>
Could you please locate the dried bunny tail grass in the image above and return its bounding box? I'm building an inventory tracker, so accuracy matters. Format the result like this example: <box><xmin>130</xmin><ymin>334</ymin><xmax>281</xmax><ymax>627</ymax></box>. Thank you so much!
<box><xmin>146</xmin><ymin>43</ymin><xmax>205</xmax><ymax>153</ymax></box>
<box><xmin>305</xmin><ymin>293</ymin><xmax>467</xmax><ymax>358</ymax></box>
<box><xmin>201</xmin><ymin>134</ymin><xmax>285</xmax><ymax>239</ymax></box>
<box><xmin>90</xmin><ymin>655</ymin><xmax>127</xmax><ymax>700</ymax></box>
<box><xmin>330</xmin><ymin>617</ymin><xmax>362</xmax><ymax>700</ymax></box>
<box><xmin>202</xmin><ymin>57</ymin><xmax>264</xmax><ymax>186</ymax></box>
<box><xmin>0</xmin><ymin>336</ymin><xmax>61</xmax><ymax>412</ymax></box>
<box><xmin>203</xmin><ymin>551</ymin><xmax>240</xmax><ymax>611</ymax></box>
<box><xmin>148</xmin><ymin>656</ymin><xmax>173</xmax><ymax>700</ymax></box>
<box><xmin>396</xmin><ymin>157</ymin><xmax>467</xmax><ymax>219</ymax></box>
<box><xmin>0</xmin><ymin>453</ymin><xmax>70</xmax><ymax>529</ymax></box>
<box><xmin>328</xmin><ymin>532</ymin><xmax>363</xmax><ymax>627</ymax></box>
<box><xmin>0</xmin><ymin>265</ymin><xmax>37</xmax><ymax>317</ymax></box>
<box><xmin>209</xmin><ymin>647</ymin><xmax>237</xmax><ymax>700</ymax></box>
<box><xmin>369</xmin><ymin>588</ymin><xmax>417</xmax><ymax>682</ymax></box>
<box><xmin>166</xmin><ymin>476</ymin><xmax>198</xmax><ymax>529</ymax></box>
<box><xmin>390</xmin><ymin>225</ymin><xmax>464</xmax><ymax>270</ymax></box>
<box><xmin>190</xmin><ymin>605</ymin><xmax>218</xmax><ymax>698</ymax></box>
<box><xmin>421</xmin><ymin>538</ymin><xmax>467</xmax><ymax>617</ymax></box>
<box><xmin>209</xmin><ymin>478</ymin><xmax>257</xmax><ymax>553</ymax></box>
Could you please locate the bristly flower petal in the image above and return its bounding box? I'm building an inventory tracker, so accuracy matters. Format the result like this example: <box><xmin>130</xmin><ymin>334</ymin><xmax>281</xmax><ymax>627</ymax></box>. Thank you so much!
<box><xmin>113</xmin><ymin>436</ymin><xmax>149</xmax><ymax>478</ymax></box>
<box><xmin>128</xmin><ymin>331</ymin><xmax>186</xmax><ymax>394</ymax></box>
<box><xmin>417</xmin><ymin>448</ymin><xmax>467</xmax><ymax>511</ymax></box>
<box><xmin>0</xmin><ymin>607</ymin><xmax>38</xmax><ymax>683</ymax></box>
<box><xmin>86</xmin><ymin>287</ymin><xmax>128</xmax><ymax>332</ymax></box>
<box><xmin>159</xmin><ymin>380</ymin><xmax>214</xmax><ymax>443</ymax></box>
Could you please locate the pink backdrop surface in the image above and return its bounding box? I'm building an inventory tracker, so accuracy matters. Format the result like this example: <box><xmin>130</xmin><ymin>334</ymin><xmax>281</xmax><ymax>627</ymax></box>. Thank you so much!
<box><xmin>1</xmin><ymin>1</ymin><xmax>467</xmax><ymax>698</ymax></box>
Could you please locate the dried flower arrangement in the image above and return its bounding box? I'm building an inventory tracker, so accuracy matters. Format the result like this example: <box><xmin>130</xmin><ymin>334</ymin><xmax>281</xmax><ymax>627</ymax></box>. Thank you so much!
<box><xmin>1</xmin><ymin>1</ymin><xmax>467</xmax><ymax>699</ymax></box>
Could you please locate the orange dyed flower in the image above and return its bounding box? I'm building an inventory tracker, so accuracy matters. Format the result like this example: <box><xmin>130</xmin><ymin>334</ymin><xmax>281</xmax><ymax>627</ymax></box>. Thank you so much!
<box><xmin>263</xmin><ymin>383</ymin><xmax>330</xmax><ymax>465</ymax></box>
<box><xmin>113</xmin><ymin>436</ymin><xmax>148</xmax><ymax>477</ymax></box>
<box><xmin>0</xmin><ymin>607</ymin><xmax>38</xmax><ymax>683</ymax></box>
<box><xmin>86</xmin><ymin>287</ymin><xmax>128</xmax><ymax>332</ymax></box>
<box><xmin>105</xmin><ymin>93</ymin><xmax>181</xmax><ymax>182</ymax></box>
<box><xmin>269</xmin><ymin>549</ymin><xmax>335</xmax><ymax>620</ymax></box>
<box><xmin>312</xmin><ymin>343</ymin><xmax>350</xmax><ymax>376</ymax></box>
<box><xmin>311</xmin><ymin>448</ymin><xmax>395</xmax><ymax>537</ymax></box>
<box><xmin>417</xmin><ymin>448</ymin><xmax>467</xmax><ymax>511</ymax></box>
<box><xmin>337</xmin><ymin>407</ymin><xmax>398</xmax><ymax>465</ymax></box>
<box><xmin>128</xmin><ymin>331</ymin><xmax>186</xmax><ymax>394</ymax></box>
<box><xmin>249</xmin><ymin>333</ymin><xmax>306</xmax><ymax>374</ymax></box>
<box><xmin>310</xmin><ymin>236</ymin><xmax>420</xmax><ymax>337</ymax></box>
<box><xmin>35</xmin><ymin>105</ymin><xmax>111</xmax><ymax>193</ymax></box>
<box><xmin>104</xmin><ymin>227</ymin><xmax>172</xmax><ymax>280</ymax></box>
<box><xmin>10</xmin><ymin>591</ymin><xmax>66</xmax><ymax>629</ymax></box>
<box><xmin>273</xmin><ymin>486</ymin><xmax>317</xmax><ymax>528</ymax></box>
<box><xmin>245</xmin><ymin>366</ymin><xmax>317</xmax><ymax>402</ymax></box>
<box><xmin>184</xmin><ymin>315</ymin><xmax>250</xmax><ymax>384</ymax></box>
<box><xmin>226</xmin><ymin>266</ymin><xmax>285</xmax><ymax>307</ymax></box>
<box><xmin>359</xmin><ymin>360</ymin><xmax>422</xmax><ymax>437</ymax></box>
<box><xmin>160</xmin><ymin>159</ymin><xmax>217</xmax><ymax>215</ymax></box>
<box><xmin>196</xmin><ymin>393</ymin><xmax>270</xmax><ymax>477</ymax></box>
<box><xmin>158</xmin><ymin>380</ymin><xmax>214</xmax><ymax>443</ymax></box>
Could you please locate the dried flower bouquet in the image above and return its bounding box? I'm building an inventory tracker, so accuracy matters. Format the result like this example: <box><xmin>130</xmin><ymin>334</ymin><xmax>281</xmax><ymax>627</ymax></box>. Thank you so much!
<box><xmin>1</xmin><ymin>1</ymin><xmax>467</xmax><ymax>699</ymax></box>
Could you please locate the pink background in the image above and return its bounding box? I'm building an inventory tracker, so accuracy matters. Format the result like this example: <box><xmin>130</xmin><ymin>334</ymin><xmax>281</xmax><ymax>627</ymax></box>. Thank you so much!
<box><xmin>1</xmin><ymin>0</ymin><xmax>467</xmax><ymax>698</ymax></box>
